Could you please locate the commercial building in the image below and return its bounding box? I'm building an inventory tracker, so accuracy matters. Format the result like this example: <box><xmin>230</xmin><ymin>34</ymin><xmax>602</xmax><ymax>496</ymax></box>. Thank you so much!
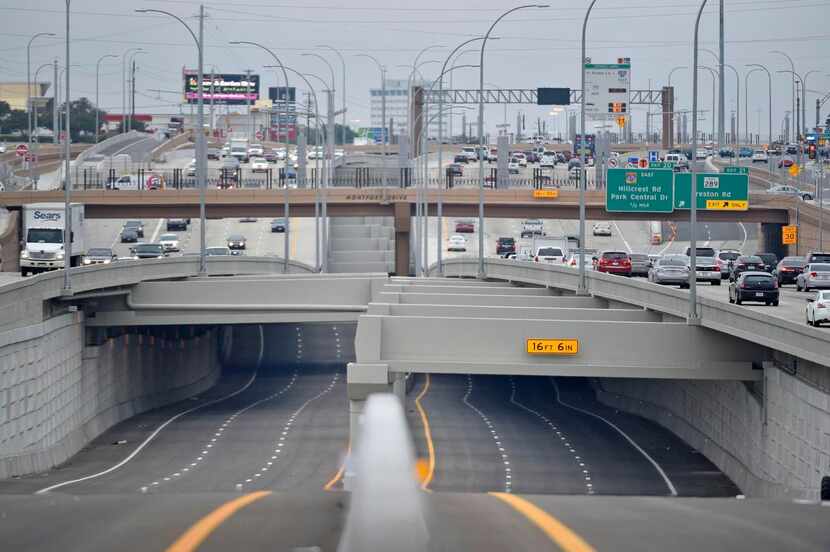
<box><xmin>0</xmin><ymin>82</ymin><xmax>50</xmax><ymax>111</ymax></box>
<box><xmin>369</xmin><ymin>78</ymin><xmax>446</xmax><ymax>140</ymax></box>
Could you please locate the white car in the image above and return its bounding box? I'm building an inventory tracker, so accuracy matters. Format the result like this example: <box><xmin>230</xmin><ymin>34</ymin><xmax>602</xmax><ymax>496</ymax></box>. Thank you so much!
<box><xmin>696</xmin><ymin>149</ymin><xmax>708</xmax><ymax>160</ymax></box>
<box><xmin>250</xmin><ymin>157</ymin><xmax>269</xmax><ymax>173</ymax></box>
<box><xmin>534</xmin><ymin>246</ymin><xmax>566</xmax><ymax>264</ymax></box>
<box><xmin>158</xmin><ymin>233</ymin><xmax>180</xmax><ymax>252</ymax></box>
<box><xmin>248</xmin><ymin>143</ymin><xmax>264</xmax><ymax>156</ymax></box>
<box><xmin>540</xmin><ymin>153</ymin><xmax>557</xmax><ymax>168</ymax></box>
<box><xmin>806</xmin><ymin>290</ymin><xmax>830</xmax><ymax>326</ymax></box>
<box><xmin>508</xmin><ymin>160</ymin><xmax>520</xmax><ymax>174</ymax></box>
<box><xmin>0</xmin><ymin>143</ymin><xmax>6</xmax><ymax>154</ymax></box>
<box><xmin>592</xmin><ymin>222</ymin><xmax>612</xmax><ymax>236</ymax></box>
<box><xmin>752</xmin><ymin>150</ymin><xmax>769</xmax><ymax>163</ymax></box>
<box><xmin>185</xmin><ymin>159</ymin><xmax>196</xmax><ymax>177</ymax></box>
<box><xmin>447</xmin><ymin>235</ymin><xmax>467</xmax><ymax>252</ymax></box>
<box><xmin>513</xmin><ymin>153</ymin><xmax>528</xmax><ymax>167</ymax></box>
<box><xmin>565</xmin><ymin>251</ymin><xmax>593</xmax><ymax>269</ymax></box>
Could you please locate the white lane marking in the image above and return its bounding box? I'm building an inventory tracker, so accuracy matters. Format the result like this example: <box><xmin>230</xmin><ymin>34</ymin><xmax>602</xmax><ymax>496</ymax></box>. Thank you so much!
<box><xmin>549</xmin><ymin>378</ymin><xmax>678</xmax><ymax>496</ymax></box>
<box><xmin>508</xmin><ymin>377</ymin><xmax>593</xmax><ymax>494</ymax></box>
<box><xmin>149</xmin><ymin>218</ymin><xmax>164</xmax><ymax>243</ymax></box>
<box><xmin>462</xmin><ymin>374</ymin><xmax>511</xmax><ymax>493</ymax></box>
<box><xmin>611</xmin><ymin>221</ymin><xmax>632</xmax><ymax>253</ymax></box>
<box><xmin>35</xmin><ymin>324</ymin><xmax>267</xmax><ymax>495</ymax></box>
<box><xmin>738</xmin><ymin>222</ymin><xmax>748</xmax><ymax>251</ymax></box>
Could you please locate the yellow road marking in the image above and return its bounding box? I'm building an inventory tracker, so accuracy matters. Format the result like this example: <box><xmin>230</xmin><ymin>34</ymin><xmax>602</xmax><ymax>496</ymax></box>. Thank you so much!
<box><xmin>415</xmin><ymin>374</ymin><xmax>436</xmax><ymax>491</ymax></box>
<box><xmin>165</xmin><ymin>491</ymin><xmax>271</xmax><ymax>552</ymax></box>
<box><xmin>490</xmin><ymin>493</ymin><xmax>595</xmax><ymax>552</ymax></box>
<box><xmin>323</xmin><ymin>441</ymin><xmax>350</xmax><ymax>491</ymax></box>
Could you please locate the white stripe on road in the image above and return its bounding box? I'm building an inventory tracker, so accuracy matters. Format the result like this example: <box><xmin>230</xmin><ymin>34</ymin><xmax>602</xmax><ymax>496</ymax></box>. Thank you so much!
<box><xmin>611</xmin><ymin>221</ymin><xmax>632</xmax><ymax>253</ymax></box>
<box><xmin>149</xmin><ymin>218</ymin><xmax>164</xmax><ymax>243</ymax></box>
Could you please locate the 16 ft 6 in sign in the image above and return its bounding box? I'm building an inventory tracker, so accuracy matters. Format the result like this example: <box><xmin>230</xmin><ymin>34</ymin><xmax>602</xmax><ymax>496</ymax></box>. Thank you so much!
<box><xmin>606</xmin><ymin>168</ymin><xmax>674</xmax><ymax>213</ymax></box>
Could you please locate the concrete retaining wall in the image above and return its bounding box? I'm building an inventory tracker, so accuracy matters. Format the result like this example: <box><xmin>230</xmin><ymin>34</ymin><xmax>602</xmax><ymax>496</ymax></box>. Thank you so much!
<box><xmin>0</xmin><ymin>313</ymin><xmax>220</xmax><ymax>479</ymax></box>
<box><xmin>594</xmin><ymin>358</ymin><xmax>830</xmax><ymax>500</ymax></box>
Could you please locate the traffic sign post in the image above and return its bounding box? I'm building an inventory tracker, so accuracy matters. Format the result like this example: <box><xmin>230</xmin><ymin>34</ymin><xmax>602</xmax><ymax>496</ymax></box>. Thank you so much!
<box><xmin>15</xmin><ymin>144</ymin><xmax>28</xmax><ymax>157</ymax></box>
<box><xmin>606</xmin><ymin>168</ymin><xmax>674</xmax><ymax>213</ymax></box>
<box><xmin>674</xmin><ymin>172</ymin><xmax>749</xmax><ymax>210</ymax></box>
<box><xmin>782</xmin><ymin>225</ymin><xmax>798</xmax><ymax>245</ymax></box>
<box><xmin>648</xmin><ymin>151</ymin><xmax>659</xmax><ymax>163</ymax></box>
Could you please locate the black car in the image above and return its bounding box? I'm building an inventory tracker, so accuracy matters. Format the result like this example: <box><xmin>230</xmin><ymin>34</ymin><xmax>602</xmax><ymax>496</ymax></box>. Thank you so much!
<box><xmin>447</xmin><ymin>163</ymin><xmax>463</xmax><ymax>176</ymax></box>
<box><xmin>729</xmin><ymin>255</ymin><xmax>767</xmax><ymax>281</ymax></box>
<box><xmin>271</xmin><ymin>218</ymin><xmax>286</xmax><ymax>233</ymax></box>
<box><xmin>226</xmin><ymin>234</ymin><xmax>247</xmax><ymax>250</ymax></box>
<box><xmin>120</xmin><ymin>228</ymin><xmax>139</xmax><ymax>243</ymax></box>
<box><xmin>729</xmin><ymin>272</ymin><xmax>779</xmax><ymax>306</ymax></box>
<box><xmin>83</xmin><ymin>247</ymin><xmax>117</xmax><ymax>265</ymax></box>
<box><xmin>131</xmin><ymin>243</ymin><xmax>166</xmax><ymax>259</ymax></box>
<box><xmin>774</xmin><ymin>256</ymin><xmax>807</xmax><ymax>285</ymax></box>
<box><xmin>525</xmin><ymin>152</ymin><xmax>540</xmax><ymax>163</ymax></box>
<box><xmin>496</xmin><ymin>237</ymin><xmax>516</xmax><ymax>256</ymax></box>
<box><xmin>123</xmin><ymin>220</ymin><xmax>144</xmax><ymax>238</ymax></box>
<box><xmin>166</xmin><ymin>218</ymin><xmax>188</xmax><ymax>231</ymax></box>
<box><xmin>756</xmin><ymin>252</ymin><xmax>779</xmax><ymax>273</ymax></box>
<box><xmin>207</xmin><ymin>148</ymin><xmax>221</xmax><ymax>160</ymax></box>
<box><xmin>453</xmin><ymin>154</ymin><xmax>468</xmax><ymax>164</ymax></box>
<box><xmin>719</xmin><ymin>148</ymin><xmax>735</xmax><ymax>158</ymax></box>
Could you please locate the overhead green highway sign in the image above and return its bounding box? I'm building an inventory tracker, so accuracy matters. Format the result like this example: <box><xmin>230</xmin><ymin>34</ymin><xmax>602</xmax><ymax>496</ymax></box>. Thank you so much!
<box><xmin>674</xmin><ymin>172</ymin><xmax>749</xmax><ymax>210</ymax></box>
<box><xmin>606</xmin><ymin>168</ymin><xmax>674</xmax><ymax>213</ymax></box>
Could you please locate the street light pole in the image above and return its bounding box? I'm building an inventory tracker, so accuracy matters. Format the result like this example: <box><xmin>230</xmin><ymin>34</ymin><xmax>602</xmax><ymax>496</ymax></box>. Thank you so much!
<box><xmin>746</xmin><ymin>64</ymin><xmax>773</xmax><ymax>166</ymax></box>
<box><xmin>689</xmin><ymin>0</ymin><xmax>709</xmax><ymax>324</ymax></box>
<box><xmin>803</xmin><ymin>70</ymin><xmax>820</xmax><ymax>133</ymax></box>
<box><xmin>479</xmin><ymin>4</ymin><xmax>548</xmax><ymax>279</ymax></box>
<box><xmin>62</xmin><ymin>2</ymin><xmax>71</xmax><ymax>292</ymax></box>
<box><xmin>127</xmin><ymin>50</ymin><xmax>146</xmax><ymax>133</ymax></box>
<box><xmin>699</xmin><ymin>65</ymin><xmax>718</xmax><ymax>144</ymax></box>
<box><xmin>578</xmin><ymin>0</ymin><xmax>598</xmax><ymax>294</ymax></box>
<box><xmin>95</xmin><ymin>54</ymin><xmax>117</xmax><ymax>144</ymax></box>
<box><xmin>136</xmin><ymin>6</ymin><xmax>206</xmax><ymax>275</ymax></box>
<box><xmin>27</xmin><ymin>32</ymin><xmax>55</xmax><ymax>186</ymax></box>
<box><xmin>354</xmin><ymin>54</ymin><xmax>388</xmax><ymax>188</ymax></box>
<box><xmin>770</xmin><ymin>50</ymin><xmax>795</xmax><ymax>142</ymax></box>
<box><xmin>744</xmin><ymin>67</ymin><xmax>763</xmax><ymax>147</ymax></box>
<box><xmin>121</xmin><ymin>47</ymin><xmax>142</xmax><ymax>134</ymax></box>
<box><xmin>317</xmin><ymin>45</ymin><xmax>346</xmax><ymax>148</ymax></box>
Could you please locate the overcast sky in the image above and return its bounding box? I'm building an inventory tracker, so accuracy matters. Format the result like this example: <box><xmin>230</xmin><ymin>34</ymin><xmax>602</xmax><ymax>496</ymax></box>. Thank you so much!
<box><xmin>2</xmin><ymin>0</ymin><xmax>828</xmax><ymax>138</ymax></box>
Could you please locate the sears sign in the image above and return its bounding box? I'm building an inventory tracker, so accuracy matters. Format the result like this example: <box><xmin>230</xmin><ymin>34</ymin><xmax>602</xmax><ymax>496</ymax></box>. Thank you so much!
<box><xmin>33</xmin><ymin>210</ymin><xmax>62</xmax><ymax>222</ymax></box>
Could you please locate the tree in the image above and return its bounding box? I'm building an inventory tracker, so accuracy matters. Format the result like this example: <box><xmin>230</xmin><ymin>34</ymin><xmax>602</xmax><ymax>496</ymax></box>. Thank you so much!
<box><xmin>0</xmin><ymin>101</ymin><xmax>10</xmax><ymax>119</ymax></box>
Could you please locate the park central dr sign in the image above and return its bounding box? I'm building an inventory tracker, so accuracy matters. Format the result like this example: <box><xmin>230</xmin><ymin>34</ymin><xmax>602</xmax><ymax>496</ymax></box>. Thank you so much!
<box><xmin>606</xmin><ymin>168</ymin><xmax>674</xmax><ymax>213</ymax></box>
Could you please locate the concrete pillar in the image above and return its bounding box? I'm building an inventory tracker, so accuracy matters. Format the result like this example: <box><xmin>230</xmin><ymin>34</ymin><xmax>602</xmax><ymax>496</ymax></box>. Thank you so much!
<box><xmin>662</xmin><ymin>86</ymin><xmax>675</xmax><ymax>149</ymax></box>
<box><xmin>346</xmin><ymin>361</ymin><xmax>393</xmax><ymax>490</ymax></box>
<box><xmin>0</xmin><ymin>210</ymin><xmax>21</xmax><ymax>272</ymax></box>
<box><xmin>760</xmin><ymin>222</ymin><xmax>788</xmax><ymax>258</ymax></box>
<box><xmin>394</xmin><ymin>201</ymin><xmax>411</xmax><ymax>276</ymax></box>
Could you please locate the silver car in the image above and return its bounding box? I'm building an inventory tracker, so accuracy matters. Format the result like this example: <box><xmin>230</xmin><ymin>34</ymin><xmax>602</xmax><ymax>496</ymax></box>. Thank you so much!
<box><xmin>648</xmin><ymin>255</ymin><xmax>690</xmax><ymax>287</ymax></box>
<box><xmin>796</xmin><ymin>263</ymin><xmax>830</xmax><ymax>291</ymax></box>
<box><xmin>629</xmin><ymin>253</ymin><xmax>651</xmax><ymax>277</ymax></box>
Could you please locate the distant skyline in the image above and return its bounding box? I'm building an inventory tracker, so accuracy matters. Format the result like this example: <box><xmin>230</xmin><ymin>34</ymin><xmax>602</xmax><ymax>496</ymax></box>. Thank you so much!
<box><xmin>2</xmin><ymin>0</ymin><xmax>828</xmax><ymax>137</ymax></box>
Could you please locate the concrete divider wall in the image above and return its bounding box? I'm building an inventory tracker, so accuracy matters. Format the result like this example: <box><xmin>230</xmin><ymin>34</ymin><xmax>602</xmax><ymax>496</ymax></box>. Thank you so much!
<box><xmin>594</xmin><ymin>358</ymin><xmax>830</xmax><ymax>500</ymax></box>
<box><xmin>0</xmin><ymin>312</ymin><xmax>220</xmax><ymax>479</ymax></box>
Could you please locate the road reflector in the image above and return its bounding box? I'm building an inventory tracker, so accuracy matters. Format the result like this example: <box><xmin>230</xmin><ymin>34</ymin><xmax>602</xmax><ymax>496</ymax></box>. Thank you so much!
<box><xmin>533</xmin><ymin>189</ymin><xmax>559</xmax><ymax>199</ymax></box>
<box><xmin>782</xmin><ymin>225</ymin><xmax>798</xmax><ymax>245</ymax></box>
<box><xmin>526</xmin><ymin>339</ymin><xmax>579</xmax><ymax>355</ymax></box>
<box><xmin>705</xmin><ymin>199</ymin><xmax>748</xmax><ymax>211</ymax></box>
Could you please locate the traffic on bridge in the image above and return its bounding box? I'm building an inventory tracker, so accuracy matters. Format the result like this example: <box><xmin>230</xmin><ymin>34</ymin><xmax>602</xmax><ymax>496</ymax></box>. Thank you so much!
<box><xmin>0</xmin><ymin>1</ymin><xmax>829</xmax><ymax>551</ymax></box>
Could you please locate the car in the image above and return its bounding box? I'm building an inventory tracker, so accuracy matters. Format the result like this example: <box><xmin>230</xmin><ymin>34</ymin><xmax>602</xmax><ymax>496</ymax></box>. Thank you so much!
<box><xmin>564</xmin><ymin>251</ymin><xmax>594</xmax><ymax>270</ymax></box>
<box><xmin>123</xmin><ymin>220</ymin><xmax>144</xmax><ymax>238</ymax></box>
<box><xmin>767</xmin><ymin>184</ymin><xmax>812</xmax><ymax>201</ymax></box>
<box><xmin>796</xmin><ymin>263</ymin><xmax>830</xmax><ymax>291</ymax></box>
<box><xmin>455</xmin><ymin>220</ymin><xmax>475</xmax><ymax>233</ymax></box>
<box><xmin>226</xmin><ymin>234</ymin><xmax>247</xmax><ymax>250</ymax></box>
<box><xmin>752</xmin><ymin>150</ymin><xmax>769</xmax><ymax>163</ymax></box>
<box><xmin>263</xmin><ymin>151</ymin><xmax>278</xmax><ymax>163</ymax></box>
<box><xmin>487</xmin><ymin>149</ymin><xmax>498</xmax><ymax>163</ymax></box>
<box><xmin>719</xmin><ymin>148</ymin><xmax>735</xmax><ymax>158</ymax></box>
<box><xmin>204</xmin><ymin>246</ymin><xmax>231</xmax><ymax>256</ymax></box>
<box><xmin>239</xmin><ymin>216</ymin><xmax>258</xmax><ymax>223</ymax></box>
<box><xmin>648</xmin><ymin>255</ymin><xmax>690</xmax><ymax>286</ymax></box>
<box><xmin>696</xmin><ymin>149</ymin><xmax>708</xmax><ymax>160</ymax></box>
<box><xmin>595</xmin><ymin>251</ymin><xmax>631</xmax><ymax>276</ymax></box>
<box><xmin>185</xmin><ymin>159</ymin><xmax>197</xmax><ymax>176</ymax></box>
<box><xmin>775</xmin><ymin>256</ymin><xmax>807</xmax><ymax>285</ymax></box>
<box><xmin>462</xmin><ymin>147</ymin><xmax>479</xmax><ymax>162</ymax></box>
<box><xmin>525</xmin><ymin>152</ymin><xmax>540</xmax><ymax>164</ymax></box>
<box><xmin>520</xmin><ymin>219</ymin><xmax>544</xmax><ymax>238</ymax></box>
<box><xmin>507</xmin><ymin>159</ymin><xmax>520</xmax><ymax>174</ymax></box>
<box><xmin>496</xmin><ymin>237</ymin><xmax>516</xmax><ymax>256</ymax></box>
<box><xmin>568</xmin><ymin>166</ymin><xmax>581</xmax><ymax>181</ymax></box>
<box><xmin>131</xmin><ymin>243</ymin><xmax>166</xmax><ymax>260</ymax></box>
<box><xmin>805</xmin><ymin>251</ymin><xmax>830</xmax><ymax>264</ymax></box>
<box><xmin>447</xmin><ymin>234</ymin><xmax>467</xmax><ymax>252</ymax></box>
<box><xmin>729</xmin><ymin>272</ymin><xmax>779</xmax><ymax>306</ymax></box>
<box><xmin>767</xmin><ymin>146</ymin><xmax>782</xmax><ymax>156</ymax></box>
<box><xmin>755</xmin><ymin>252</ymin><xmax>779</xmax><ymax>273</ymax></box>
<box><xmin>729</xmin><ymin>255</ymin><xmax>768</xmax><ymax>281</ymax></box>
<box><xmin>778</xmin><ymin>158</ymin><xmax>795</xmax><ymax>169</ymax></box>
<box><xmin>690</xmin><ymin>256</ymin><xmax>721</xmax><ymax>285</ymax></box>
<box><xmin>806</xmin><ymin>290</ymin><xmax>830</xmax><ymax>326</ymax></box>
<box><xmin>166</xmin><ymin>218</ymin><xmax>188</xmax><ymax>231</ymax></box>
<box><xmin>716</xmin><ymin>249</ymin><xmax>741</xmax><ymax>279</ymax></box>
<box><xmin>270</xmin><ymin>218</ymin><xmax>286</xmax><ymax>233</ymax></box>
<box><xmin>513</xmin><ymin>153</ymin><xmax>528</xmax><ymax>167</ymax></box>
<box><xmin>785</xmin><ymin>144</ymin><xmax>799</xmax><ymax>155</ymax></box>
<box><xmin>664</xmin><ymin>153</ymin><xmax>689</xmax><ymax>168</ymax></box>
<box><xmin>207</xmin><ymin>148</ymin><xmax>221</xmax><ymax>160</ymax></box>
<box><xmin>222</xmin><ymin>156</ymin><xmax>241</xmax><ymax>170</ymax></box>
<box><xmin>120</xmin><ymin>228</ymin><xmax>139</xmax><ymax>243</ymax></box>
<box><xmin>247</xmin><ymin>143</ymin><xmax>264</xmax><ymax>156</ymax></box>
<box><xmin>629</xmin><ymin>253</ymin><xmax>651</xmax><ymax>277</ymax></box>
<box><xmin>453</xmin><ymin>154</ymin><xmax>469</xmax><ymax>164</ymax></box>
<box><xmin>158</xmin><ymin>233</ymin><xmax>180</xmax><ymax>252</ymax></box>
<box><xmin>540</xmin><ymin>152</ymin><xmax>557</xmax><ymax>168</ymax></box>
<box><xmin>250</xmin><ymin>157</ymin><xmax>269</xmax><ymax>173</ymax></box>
<box><xmin>738</xmin><ymin>147</ymin><xmax>753</xmax><ymax>158</ymax></box>
<box><xmin>592</xmin><ymin>222</ymin><xmax>612</xmax><ymax>237</ymax></box>
<box><xmin>82</xmin><ymin>248</ymin><xmax>117</xmax><ymax>266</ymax></box>
<box><xmin>447</xmin><ymin>163</ymin><xmax>463</xmax><ymax>177</ymax></box>
<box><xmin>0</xmin><ymin>143</ymin><xmax>6</xmax><ymax>154</ymax></box>
<box><xmin>534</xmin><ymin>245</ymin><xmax>566</xmax><ymax>264</ymax></box>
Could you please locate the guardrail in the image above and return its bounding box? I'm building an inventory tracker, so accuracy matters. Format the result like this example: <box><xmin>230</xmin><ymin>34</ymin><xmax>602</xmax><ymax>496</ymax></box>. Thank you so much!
<box><xmin>431</xmin><ymin>258</ymin><xmax>830</xmax><ymax>368</ymax></box>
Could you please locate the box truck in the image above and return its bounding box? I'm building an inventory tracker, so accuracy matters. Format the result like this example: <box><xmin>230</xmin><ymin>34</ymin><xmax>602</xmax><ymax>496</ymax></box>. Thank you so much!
<box><xmin>19</xmin><ymin>203</ymin><xmax>85</xmax><ymax>276</ymax></box>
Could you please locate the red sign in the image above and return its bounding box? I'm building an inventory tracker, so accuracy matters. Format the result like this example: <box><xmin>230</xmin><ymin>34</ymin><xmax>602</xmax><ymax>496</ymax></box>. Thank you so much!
<box><xmin>24</xmin><ymin>153</ymin><xmax>37</xmax><ymax>162</ymax></box>
<box><xmin>255</xmin><ymin>130</ymin><xmax>264</xmax><ymax>140</ymax></box>
<box><xmin>15</xmin><ymin>144</ymin><xmax>28</xmax><ymax>157</ymax></box>
<box><xmin>638</xmin><ymin>158</ymin><xmax>649</xmax><ymax>169</ymax></box>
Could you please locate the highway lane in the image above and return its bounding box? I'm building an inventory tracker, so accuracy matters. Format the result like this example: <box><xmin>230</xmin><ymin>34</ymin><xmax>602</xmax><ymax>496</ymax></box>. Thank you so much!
<box><xmin>408</xmin><ymin>374</ymin><xmax>738</xmax><ymax>497</ymax></box>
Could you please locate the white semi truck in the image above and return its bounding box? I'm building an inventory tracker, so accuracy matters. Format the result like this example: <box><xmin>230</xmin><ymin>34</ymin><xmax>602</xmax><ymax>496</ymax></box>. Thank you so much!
<box><xmin>19</xmin><ymin>203</ymin><xmax>86</xmax><ymax>276</ymax></box>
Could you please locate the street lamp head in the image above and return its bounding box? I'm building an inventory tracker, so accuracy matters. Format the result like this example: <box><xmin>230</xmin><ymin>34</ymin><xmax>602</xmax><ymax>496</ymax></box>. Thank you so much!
<box><xmin>535</xmin><ymin>4</ymin><xmax>551</xmax><ymax>7</ymax></box>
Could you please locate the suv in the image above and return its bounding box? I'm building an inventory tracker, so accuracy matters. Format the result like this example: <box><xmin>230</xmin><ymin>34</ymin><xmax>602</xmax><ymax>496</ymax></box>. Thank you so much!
<box><xmin>806</xmin><ymin>252</ymin><xmax>830</xmax><ymax>264</ymax></box>
<box><xmin>729</xmin><ymin>255</ymin><xmax>767</xmax><ymax>281</ymax></box>
<box><xmin>755</xmin><ymin>252</ymin><xmax>779</xmax><ymax>273</ymax></box>
<box><xmin>594</xmin><ymin>251</ymin><xmax>632</xmax><ymax>276</ymax></box>
<box><xmin>520</xmin><ymin>219</ymin><xmax>544</xmax><ymax>238</ymax></box>
<box><xmin>166</xmin><ymin>218</ymin><xmax>188</xmax><ymax>231</ymax></box>
<box><xmin>496</xmin><ymin>237</ymin><xmax>516</xmax><ymax>256</ymax></box>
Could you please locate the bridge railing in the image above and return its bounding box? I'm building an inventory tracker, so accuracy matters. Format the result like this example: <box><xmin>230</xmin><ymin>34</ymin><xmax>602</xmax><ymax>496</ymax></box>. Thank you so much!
<box><xmin>430</xmin><ymin>257</ymin><xmax>830</xmax><ymax>368</ymax></box>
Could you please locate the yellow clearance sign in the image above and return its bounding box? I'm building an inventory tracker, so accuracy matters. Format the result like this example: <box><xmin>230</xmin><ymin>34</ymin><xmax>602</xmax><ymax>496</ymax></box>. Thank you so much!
<box><xmin>532</xmin><ymin>189</ymin><xmax>559</xmax><ymax>199</ymax></box>
<box><xmin>705</xmin><ymin>199</ymin><xmax>748</xmax><ymax>211</ymax></box>
<box><xmin>526</xmin><ymin>339</ymin><xmax>579</xmax><ymax>355</ymax></box>
<box><xmin>782</xmin><ymin>225</ymin><xmax>798</xmax><ymax>245</ymax></box>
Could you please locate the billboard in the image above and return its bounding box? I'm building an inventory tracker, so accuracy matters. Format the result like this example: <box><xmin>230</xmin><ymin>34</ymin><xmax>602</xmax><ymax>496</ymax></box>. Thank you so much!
<box><xmin>269</xmin><ymin>87</ymin><xmax>296</xmax><ymax>103</ymax></box>
<box><xmin>583</xmin><ymin>59</ymin><xmax>630</xmax><ymax>121</ymax></box>
<box><xmin>183</xmin><ymin>71</ymin><xmax>259</xmax><ymax>105</ymax></box>
<box><xmin>536</xmin><ymin>87</ymin><xmax>570</xmax><ymax>106</ymax></box>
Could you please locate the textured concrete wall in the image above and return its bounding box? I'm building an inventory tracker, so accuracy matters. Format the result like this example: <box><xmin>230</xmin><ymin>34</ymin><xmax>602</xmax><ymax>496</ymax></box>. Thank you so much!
<box><xmin>594</xmin><ymin>359</ymin><xmax>830</xmax><ymax>500</ymax></box>
<box><xmin>0</xmin><ymin>313</ymin><xmax>220</xmax><ymax>479</ymax></box>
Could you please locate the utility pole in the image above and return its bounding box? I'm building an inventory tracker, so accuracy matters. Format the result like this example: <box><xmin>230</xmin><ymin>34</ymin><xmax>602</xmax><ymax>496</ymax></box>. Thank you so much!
<box><xmin>129</xmin><ymin>58</ymin><xmax>136</xmax><ymax>131</ymax></box>
<box><xmin>246</xmin><ymin>68</ymin><xmax>253</xmax><ymax>141</ymax></box>
<box><xmin>718</xmin><ymin>0</ymin><xmax>725</xmax><ymax>148</ymax></box>
<box><xmin>53</xmin><ymin>59</ymin><xmax>59</xmax><ymax>144</ymax></box>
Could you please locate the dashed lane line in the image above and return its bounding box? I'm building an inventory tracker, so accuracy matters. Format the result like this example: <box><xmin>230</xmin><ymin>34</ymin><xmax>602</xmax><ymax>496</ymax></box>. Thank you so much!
<box><xmin>35</xmin><ymin>325</ymin><xmax>266</xmax><ymax>495</ymax></box>
<box><xmin>508</xmin><ymin>378</ymin><xmax>593</xmax><ymax>494</ymax></box>
<box><xmin>549</xmin><ymin>378</ymin><xmax>678</xmax><ymax>496</ymax></box>
<box><xmin>462</xmin><ymin>375</ymin><xmax>512</xmax><ymax>493</ymax></box>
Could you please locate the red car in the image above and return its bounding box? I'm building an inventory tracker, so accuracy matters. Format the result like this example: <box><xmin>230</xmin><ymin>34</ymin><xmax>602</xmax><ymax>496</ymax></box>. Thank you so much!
<box><xmin>455</xmin><ymin>221</ymin><xmax>475</xmax><ymax>233</ymax></box>
<box><xmin>778</xmin><ymin>158</ymin><xmax>794</xmax><ymax>169</ymax></box>
<box><xmin>594</xmin><ymin>251</ymin><xmax>632</xmax><ymax>276</ymax></box>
